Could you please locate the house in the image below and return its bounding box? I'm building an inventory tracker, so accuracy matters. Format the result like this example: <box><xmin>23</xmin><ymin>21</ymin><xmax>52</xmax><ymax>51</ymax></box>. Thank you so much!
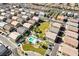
<box><xmin>69</xmin><ymin>19</ymin><xmax>78</xmax><ymax>23</ymax></box>
<box><xmin>67</xmin><ymin>21</ymin><xmax>78</xmax><ymax>27</ymax></box>
<box><xmin>65</xmin><ymin>30</ymin><xmax>78</xmax><ymax>39</ymax></box>
<box><xmin>3</xmin><ymin>23</ymin><xmax>15</xmax><ymax>32</ymax></box>
<box><xmin>63</xmin><ymin>36</ymin><xmax>78</xmax><ymax>48</ymax></box>
<box><xmin>57</xmin><ymin>15</ymin><xmax>64</xmax><ymax>20</ymax></box>
<box><xmin>26</xmin><ymin>13</ymin><xmax>33</xmax><ymax>18</ymax></box>
<box><xmin>39</xmin><ymin>11</ymin><xmax>45</xmax><ymax>16</ymax></box>
<box><xmin>52</xmin><ymin>22</ymin><xmax>62</xmax><ymax>28</ymax></box>
<box><xmin>12</xmin><ymin>16</ymin><xmax>18</xmax><ymax>21</ymax></box>
<box><xmin>17</xmin><ymin>18</ymin><xmax>26</xmax><ymax>24</ymax></box>
<box><xmin>17</xmin><ymin>26</ymin><xmax>28</xmax><ymax>35</ymax></box>
<box><xmin>0</xmin><ymin>22</ymin><xmax>7</xmax><ymax>29</ymax></box>
<box><xmin>5</xmin><ymin>13</ymin><xmax>12</xmax><ymax>19</ymax></box>
<box><xmin>10</xmin><ymin>12</ymin><xmax>15</xmax><ymax>15</ymax></box>
<box><xmin>32</xmin><ymin>16</ymin><xmax>39</xmax><ymax>22</ymax></box>
<box><xmin>49</xmin><ymin>27</ymin><xmax>59</xmax><ymax>34</ymax></box>
<box><xmin>0</xmin><ymin>16</ymin><xmax>5</xmax><ymax>21</ymax></box>
<box><xmin>30</xmin><ymin>10</ymin><xmax>35</xmax><ymax>14</ymax></box>
<box><xmin>1</xmin><ymin>12</ymin><xmax>6</xmax><ymax>16</ymax></box>
<box><xmin>0</xmin><ymin>9</ymin><xmax>5</xmax><ymax>12</ymax></box>
<box><xmin>11</xmin><ymin>21</ymin><xmax>21</xmax><ymax>28</ymax></box>
<box><xmin>22</xmin><ymin>15</ymin><xmax>29</xmax><ymax>21</ymax></box>
<box><xmin>0</xmin><ymin>43</ymin><xmax>12</xmax><ymax>56</ymax></box>
<box><xmin>58</xmin><ymin>43</ymin><xmax>78</xmax><ymax>56</ymax></box>
<box><xmin>21</xmin><ymin>11</ymin><xmax>26</xmax><ymax>15</ymax></box>
<box><xmin>8</xmin><ymin>32</ymin><xmax>22</xmax><ymax>43</ymax></box>
<box><xmin>67</xmin><ymin>25</ymin><xmax>78</xmax><ymax>33</ymax></box>
<box><xmin>74</xmin><ymin>13</ymin><xmax>78</xmax><ymax>18</ymax></box>
<box><xmin>18</xmin><ymin>8</ymin><xmax>24</xmax><ymax>12</ymax></box>
<box><xmin>67</xmin><ymin>12</ymin><xmax>74</xmax><ymax>17</ymax></box>
<box><xmin>23</xmin><ymin>23</ymin><xmax>32</xmax><ymax>29</ymax></box>
<box><xmin>45</xmin><ymin>31</ymin><xmax>57</xmax><ymax>41</ymax></box>
<box><xmin>11</xmin><ymin>9</ymin><xmax>15</xmax><ymax>12</ymax></box>
<box><xmin>28</xmin><ymin>19</ymin><xmax>36</xmax><ymax>25</ymax></box>
<box><xmin>6</xmin><ymin>19</ymin><xmax>12</xmax><ymax>23</ymax></box>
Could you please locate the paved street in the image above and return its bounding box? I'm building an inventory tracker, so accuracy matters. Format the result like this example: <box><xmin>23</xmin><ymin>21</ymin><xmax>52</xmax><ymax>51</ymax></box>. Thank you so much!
<box><xmin>0</xmin><ymin>34</ymin><xmax>18</xmax><ymax>56</ymax></box>
<box><xmin>51</xmin><ymin>43</ymin><xmax>60</xmax><ymax>56</ymax></box>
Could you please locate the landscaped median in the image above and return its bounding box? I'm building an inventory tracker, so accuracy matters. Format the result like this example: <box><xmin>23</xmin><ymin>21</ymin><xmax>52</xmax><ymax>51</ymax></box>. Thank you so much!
<box><xmin>21</xmin><ymin>43</ymin><xmax>46</xmax><ymax>55</ymax></box>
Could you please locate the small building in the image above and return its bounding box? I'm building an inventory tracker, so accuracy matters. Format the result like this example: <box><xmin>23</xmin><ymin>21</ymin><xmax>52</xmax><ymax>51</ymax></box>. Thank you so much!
<box><xmin>45</xmin><ymin>31</ymin><xmax>57</xmax><ymax>41</ymax></box>
<box><xmin>21</xmin><ymin>11</ymin><xmax>26</xmax><ymax>15</ymax></box>
<box><xmin>22</xmin><ymin>15</ymin><xmax>29</xmax><ymax>21</ymax></box>
<box><xmin>5</xmin><ymin>13</ymin><xmax>12</xmax><ymax>19</ymax></box>
<box><xmin>0</xmin><ymin>16</ymin><xmax>5</xmax><ymax>21</ymax></box>
<box><xmin>28</xmin><ymin>19</ymin><xmax>36</xmax><ymax>25</ymax></box>
<box><xmin>49</xmin><ymin>27</ymin><xmax>59</xmax><ymax>34</ymax></box>
<box><xmin>39</xmin><ymin>11</ymin><xmax>45</xmax><ymax>16</ymax></box>
<box><xmin>8</xmin><ymin>32</ymin><xmax>22</xmax><ymax>43</ymax></box>
<box><xmin>0</xmin><ymin>9</ymin><xmax>5</xmax><ymax>12</ymax></box>
<box><xmin>52</xmin><ymin>22</ymin><xmax>62</xmax><ymax>28</ymax></box>
<box><xmin>68</xmin><ymin>21</ymin><xmax>78</xmax><ymax>27</ymax></box>
<box><xmin>57</xmin><ymin>15</ymin><xmax>64</xmax><ymax>20</ymax></box>
<box><xmin>23</xmin><ymin>23</ymin><xmax>32</xmax><ymax>29</ymax></box>
<box><xmin>17</xmin><ymin>18</ymin><xmax>26</xmax><ymax>24</ymax></box>
<box><xmin>1</xmin><ymin>12</ymin><xmax>6</xmax><ymax>16</ymax></box>
<box><xmin>3</xmin><ymin>23</ymin><xmax>14</xmax><ymax>32</ymax></box>
<box><xmin>58</xmin><ymin>43</ymin><xmax>78</xmax><ymax>56</ymax></box>
<box><xmin>0</xmin><ymin>22</ymin><xmax>7</xmax><ymax>29</ymax></box>
<box><xmin>17</xmin><ymin>26</ymin><xmax>28</xmax><ymax>35</ymax></box>
<box><xmin>32</xmin><ymin>16</ymin><xmax>39</xmax><ymax>22</ymax></box>
<box><xmin>12</xmin><ymin>16</ymin><xmax>18</xmax><ymax>21</ymax></box>
<box><xmin>74</xmin><ymin>13</ymin><xmax>78</xmax><ymax>18</ymax></box>
<box><xmin>69</xmin><ymin>19</ymin><xmax>78</xmax><ymax>23</ymax></box>
<box><xmin>63</xmin><ymin>36</ymin><xmax>78</xmax><ymax>48</ymax></box>
<box><xmin>0</xmin><ymin>43</ymin><xmax>12</xmax><ymax>56</ymax></box>
<box><xmin>67</xmin><ymin>25</ymin><xmax>78</xmax><ymax>33</ymax></box>
<box><xmin>18</xmin><ymin>8</ymin><xmax>24</xmax><ymax>11</ymax></box>
<box><xmin>10</xmin><ymin>12</ymin><xmax>15</xmax><ymax>15</ymax></box>
<box><xmin>30</xmin><ymin>10</ymin><xmax>35</xmax><ymax>14</ymax></box>
<box><xmin>65</xmin><ymin>30</ymin><xmax>78</xmax><ymax>39</ymax></box>
<box><xmin>11</xmin><ymin>21</ymin><xmax>21</xmax><ymax>28</ymax></box>
<box><xmin>26</xmin><ymin>13</ymin><xmax>33</xmax><ymax>18</ymax></box>
<box><xmin>6</xmin><ymin>19</ymin><xmax>12</xmax><ymax>23</ymax></box>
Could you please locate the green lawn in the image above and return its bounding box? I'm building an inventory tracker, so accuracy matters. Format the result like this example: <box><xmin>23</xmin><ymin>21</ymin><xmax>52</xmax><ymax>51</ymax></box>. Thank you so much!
<box><xmin>22</xmin><ymin>44</ymin><xmax>46</xmax><ymax>55</ymax></box>
<box><xmin>35</xmin><ymin>22</ymin><xmax>50</xmax><ymax>38</ymax></box>
<box><xmin>38</xmin><ymin>22</ymin><xmax>50</xmax><ymax>32</ymax></box>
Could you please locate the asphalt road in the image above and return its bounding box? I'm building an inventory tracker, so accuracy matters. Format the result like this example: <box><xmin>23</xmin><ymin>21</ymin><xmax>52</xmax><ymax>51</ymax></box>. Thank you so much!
<box><xmin>0</xmin><ymin>34</ymin><xmax>18</xmax><ymax>56</ymax></box>
<box><xmin>50</xmin><ymin>43</ymin><xmax>60</xmax><ymax>56</ymax></box>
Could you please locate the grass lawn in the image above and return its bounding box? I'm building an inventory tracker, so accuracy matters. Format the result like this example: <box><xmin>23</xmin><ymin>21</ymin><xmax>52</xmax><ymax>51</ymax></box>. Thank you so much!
<box><xmin>22</xmin><ymin>44</ymin><xmax>46</xmax><ymax>55</ymax></box>
<box><xmin>35</xmin><ymin>22</ymin><xmax>50</xmax><ymax>38</ymax></box>
<box><xmin>38</xmin><ymin>22</ymin><xmax>50</xmax><ymax>32</ymax></box>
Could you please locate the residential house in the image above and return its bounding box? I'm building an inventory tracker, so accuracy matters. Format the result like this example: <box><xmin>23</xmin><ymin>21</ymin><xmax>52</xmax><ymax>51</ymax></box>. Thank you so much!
<box><xmin>3</xmin><ymin>23</ymin><xmax>15</xmax><ymax>32</ymax></box>
<box><xmin>23</xmin><ymin>23</ymin><xmax>32</xmax><ymax>29</ymax></box>
<box><xmin>65</xmin><ymin>30</ymin><xmax>78</xmax><ymax>39</ymax></box>
<box><xmin>17</xmin><ymin>26</ymin><xmax>28</xmax><ymax>35</ymax></box>
<box><xmin>11</xmin><ymin>21</ymin><xmax>21</xmax><ymax>28</ymax></box>
<box><xmin>0</xmin><ymin>22</ymin><xmax>7</xmax><ymax>29</ymax></box>
<box><xmin>45</xmin><ymin>31</ymin><xmax>57</xmax><ymax>42</ymax></box>
<box><xmin>8</xmin><ymin>32</ymin><xmax>22</xmax><ymax>43</ymax></box>
<box><xmin>32</xmin><ymin>16</ymin><xmax>39</xmax><ymax>22</ymax></box>
<box><xmin>63</xmin><ymin>36</ymin><xmax>78</xmax><ymax>48</ymax></box>
<box><xmin>58</xmin><ymin>43</ymin><xmax>78</xmax><ymax>56</ymax></box>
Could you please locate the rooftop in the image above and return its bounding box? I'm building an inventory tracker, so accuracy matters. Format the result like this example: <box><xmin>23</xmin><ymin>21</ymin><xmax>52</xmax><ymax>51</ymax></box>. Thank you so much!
<box><xmin>59</xmin><ymin>43</ymin><xmax>78</xmax><ymax>56</ymax></box>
